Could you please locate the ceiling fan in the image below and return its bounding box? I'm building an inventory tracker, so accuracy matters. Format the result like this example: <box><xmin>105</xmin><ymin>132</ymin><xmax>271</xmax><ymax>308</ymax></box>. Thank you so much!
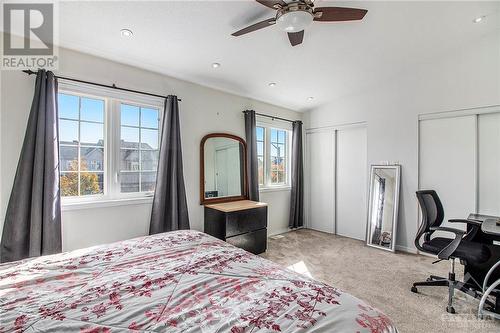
<box><xmin>231</xmin><ymin>0</ymin><xmax>367</xmax><ymax>46</ymax></box>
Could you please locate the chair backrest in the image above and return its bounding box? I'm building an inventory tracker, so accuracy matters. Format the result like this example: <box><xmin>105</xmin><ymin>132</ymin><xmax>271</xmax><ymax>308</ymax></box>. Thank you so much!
<box><xmin>415</xmin><ymin>190</ymin><xmax>444</xmax><ymax>251</ymax></box>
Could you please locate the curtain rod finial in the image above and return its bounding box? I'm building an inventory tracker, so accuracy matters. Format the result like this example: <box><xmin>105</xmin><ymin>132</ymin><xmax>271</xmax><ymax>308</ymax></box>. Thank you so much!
<box><xmin>23</xmin><ymin>69</ymin><xmax>37</xmax><ymax>75</ymax></box>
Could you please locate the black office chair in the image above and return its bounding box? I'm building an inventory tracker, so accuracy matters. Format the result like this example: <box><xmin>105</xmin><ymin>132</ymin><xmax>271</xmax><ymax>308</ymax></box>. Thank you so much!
<box><xmin>412</xmin><ymin>190</ymin><xmax>491</xmax><ymax>313</ymax></box>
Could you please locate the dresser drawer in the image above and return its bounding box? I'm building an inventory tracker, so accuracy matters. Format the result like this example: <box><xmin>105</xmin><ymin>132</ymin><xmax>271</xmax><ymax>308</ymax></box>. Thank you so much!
<box><xmin>226</xmin><ymin>228</ymin><xmax>267</xmax><ymax>254</ymax></box>
<box><xmin>225</xmin><ymin>206</ymin><xmax>267</xmax><ymax>238</ymax></box>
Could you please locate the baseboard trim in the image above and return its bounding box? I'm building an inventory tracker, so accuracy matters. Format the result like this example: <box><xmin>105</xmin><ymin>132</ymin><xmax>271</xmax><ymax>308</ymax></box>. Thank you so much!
<box><xmin>268</xmin><ymin>228</ymin><xmax>290</xmax><ymax>237</ymax></box>
<box><xmin>395</xmin><ymin>244</ymin><xmax>418</xmax><ymax>254</ymax></box>
<box><xmin>271</xmin><ymin>227</ymin><xmax>419</xmax><ymax>254</ymax></box>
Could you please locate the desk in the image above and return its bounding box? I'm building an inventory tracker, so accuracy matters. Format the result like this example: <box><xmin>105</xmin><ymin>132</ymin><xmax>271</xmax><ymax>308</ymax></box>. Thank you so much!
<box><xmin>478</xmin><ymin>218</ymin><xmax>500</xmax><ymax>319</ymax></box>
<box><xmin>463</xmin><ymin>214</ymin><xmax>500</xmax><ymax>287</ymax></box>
<box><xmin>468</xmin><ymin>213</ymin><xmax>500</xmax><ymax>223</ymax></box>
<box><xmin>481</xmin><ymin>218</ymin><xmax>500</xmax><ymax>236</ymax></box>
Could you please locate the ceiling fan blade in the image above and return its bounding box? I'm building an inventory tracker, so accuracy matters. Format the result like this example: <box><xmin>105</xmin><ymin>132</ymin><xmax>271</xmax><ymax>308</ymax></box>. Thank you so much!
<box><xmin>255</xmin><ymin>0</ymin><xmax>287</xmax><ymax>9</ymax></box>
<box><xmin>314</xmin><ymin>7</ymin><xmax>367</xmax><ymax>22</ymax></box>
<box><xmin>287</xmin><ymin>30</ymin><xmax>304</xmax><ymax>46</ymax></box>
<box><xmin>232</xmin><ymin>18</ymin><xmax>276</xmax><ymax>37</ymax></box>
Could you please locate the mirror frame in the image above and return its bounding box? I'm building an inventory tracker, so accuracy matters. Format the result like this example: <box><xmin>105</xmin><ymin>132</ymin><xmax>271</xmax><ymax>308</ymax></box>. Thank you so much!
<box><xmin>365</xmin><ymin>164</ymin><xmax>401</xmax><ymax>252</ymax></box>
<box><xmin>200</xmin><ymin>133</ymin><xmax>248</xmax><ymax>205</ymax></box>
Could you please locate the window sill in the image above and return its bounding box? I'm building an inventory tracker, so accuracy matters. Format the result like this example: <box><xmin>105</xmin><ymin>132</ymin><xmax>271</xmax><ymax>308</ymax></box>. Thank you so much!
<box><xmin>259</xmin><ymin>186</ymin><xmax>292</xmax><ymax>193</ymax></box>
<box><xmin>61</xmin><ymin>196</ymin><xmax>154</xmax><ymax>211</ymax></box>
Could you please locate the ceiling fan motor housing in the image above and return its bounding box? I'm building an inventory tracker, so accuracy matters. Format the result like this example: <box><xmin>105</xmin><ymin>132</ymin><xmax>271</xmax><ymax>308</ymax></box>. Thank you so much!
<box><xmin>231</xmin><ymin>1</ymin><xmax>367</xmax><ymax>47</ymax></box>
<box><xmin>276</xmin><ymin>2</ymin><xmax>314</xmax><ymax>32</ymax></box>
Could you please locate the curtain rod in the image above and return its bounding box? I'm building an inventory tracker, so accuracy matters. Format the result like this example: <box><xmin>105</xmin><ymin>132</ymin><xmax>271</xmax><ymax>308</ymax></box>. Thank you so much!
<box><xmin>22</xmin><ymin>70</ymin><xmax>181</xmax><ymax>102</ymax></box>
<box><xmin>242</xmin><ymin>110</ymin><xmax>301</xmax><ymax>124</ymax></box>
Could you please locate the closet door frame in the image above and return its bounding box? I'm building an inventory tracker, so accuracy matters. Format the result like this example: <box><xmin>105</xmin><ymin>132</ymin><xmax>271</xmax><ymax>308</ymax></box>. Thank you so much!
<box><xmin>305</xmin><ymin>121</ymin><xmax>367</xmax><ymax>235</ymax></box>
<box><xmin>417</xmin><ymin>104</ymin><xmax>500</xmax><ymax>254</ymax></box>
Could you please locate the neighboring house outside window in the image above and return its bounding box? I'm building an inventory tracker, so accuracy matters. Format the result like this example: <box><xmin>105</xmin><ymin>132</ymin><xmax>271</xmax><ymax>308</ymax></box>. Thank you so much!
<box><xmin>120</xmin><ymin>104</ymin><xmax>159</xmax><ymax>193</ymax></box>
<box><xmin>57</xmin><ymin>83</ymin><xmax>163</xmax><ymax>206</ymax></box>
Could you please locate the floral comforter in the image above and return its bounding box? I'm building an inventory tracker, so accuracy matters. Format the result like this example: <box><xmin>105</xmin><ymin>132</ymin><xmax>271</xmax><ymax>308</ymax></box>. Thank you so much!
<box><xmin>0</xmin><ymin>230</ymin><xmax>397</xmax><ymax>332</ymax></box>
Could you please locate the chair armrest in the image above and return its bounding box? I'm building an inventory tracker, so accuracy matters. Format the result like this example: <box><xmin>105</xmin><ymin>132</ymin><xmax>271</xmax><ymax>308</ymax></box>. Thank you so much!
<box><xmin>449</xmin><ymin>219</ymin><xmax>482</xmax><ymax>227</ymax></box>
<box><xmin>430</xmin><ymin>226</ymin><xmax>466</xmax><ymax>235</ymax></box>
<box><xmin>429</xmin><ymin>226</ymin><xmax>466</xmax><ymax>260</ymax></box>
<box><xmin>448</xmin><ymin>219</ymin><xmax>481</xmax><ymax>241</ymax></box>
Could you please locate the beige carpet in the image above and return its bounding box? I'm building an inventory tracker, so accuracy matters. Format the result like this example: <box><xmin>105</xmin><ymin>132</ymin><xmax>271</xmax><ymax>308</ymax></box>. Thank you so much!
<box><xmin>260</xmin><ymin>229</ymin><xmax>499</xmax><ymax>333</ymax></box>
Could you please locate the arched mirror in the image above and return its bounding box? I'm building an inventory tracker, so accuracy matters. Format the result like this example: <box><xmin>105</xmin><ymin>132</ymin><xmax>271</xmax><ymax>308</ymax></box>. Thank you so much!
<box><xmin>200</xmin><ymin>133</ymin><xmax>248</xmax><ymax>204</ymax></box>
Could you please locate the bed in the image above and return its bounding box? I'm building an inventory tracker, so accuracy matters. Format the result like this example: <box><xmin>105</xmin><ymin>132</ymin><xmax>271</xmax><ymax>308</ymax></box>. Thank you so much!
<box><xmin>0</xmin><ymin>230</ymin><xmax>397</xmax><ymax>332</ymax></box>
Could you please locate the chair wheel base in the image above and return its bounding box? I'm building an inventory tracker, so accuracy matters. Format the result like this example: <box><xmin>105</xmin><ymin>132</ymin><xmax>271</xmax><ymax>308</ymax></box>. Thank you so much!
<box><xmin>411</xmin><ymin>286</ymin><xmax>418</xmax><ymax>293</ymax></box>
<box><xmin>446</xmin><ymin>306</ymin><xmax>455</xmax><ymax>314</ymax></box>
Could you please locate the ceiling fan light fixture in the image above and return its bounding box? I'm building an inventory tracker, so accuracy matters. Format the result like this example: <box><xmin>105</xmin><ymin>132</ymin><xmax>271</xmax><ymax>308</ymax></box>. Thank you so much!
<box><xmin>276</xmin><ymin>10</ymin><xmax>314</xmax><ymax>32</ymax></box>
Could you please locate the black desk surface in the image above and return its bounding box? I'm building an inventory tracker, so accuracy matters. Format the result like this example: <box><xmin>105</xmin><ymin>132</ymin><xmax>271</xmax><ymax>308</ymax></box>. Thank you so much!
<box><xmin>482</xmin><ymin>219</ymin><xmax>500</xmax><ymax>236</ymax></box>
<box><xmin>467</xmin><ymin>213</ymin><xmax>500</xmax><ymax>236</ymax></box>
<box><xmin>468</xmin><ymin>213</ymin><xmax>500</xmax><ymax>223</ymax></box>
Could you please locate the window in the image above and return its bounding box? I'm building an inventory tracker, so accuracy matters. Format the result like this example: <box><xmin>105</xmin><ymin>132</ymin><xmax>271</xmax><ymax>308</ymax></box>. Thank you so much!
<box><xmin>256</xmin><ymin>126</ymin><xmax>265</xmax><ymax>185</ymax></box>
<box><xmin>120</xmin><ymin>104</ymin><xmax>159</xmax><ymax>193</ymax></box>
<box><xmin>270</xmin><ymin>128</ymin><xmax>287</xmax><ymax>184</ymax></box>
<box><xmin>256</xmin><ymin>124</ymin><xmax>290</xmax><ymax>189</ymax></box>
<box><xmin>57</xmin><ymin>86</ymin><xmax>162</xmax><ymax>203</ymax></box>
<box><xmin>59</xmin><ymin>93</ymin><xmax>105</xmax><ymax>196</ymax></box>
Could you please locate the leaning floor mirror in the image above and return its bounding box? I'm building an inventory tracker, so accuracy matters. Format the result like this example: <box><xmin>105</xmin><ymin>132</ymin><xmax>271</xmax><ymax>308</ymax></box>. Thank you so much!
<box><xmin>366</xmin><ymin>165</ymin><xmax>401</xmax><ymax>252</ymax></box>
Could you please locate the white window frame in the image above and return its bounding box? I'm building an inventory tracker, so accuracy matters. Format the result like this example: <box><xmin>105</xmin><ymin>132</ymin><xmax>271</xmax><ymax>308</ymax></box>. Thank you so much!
<box><xmin>256</xmin><ymin>118</ymin><xmax>292</xmax><ymax>191</ymax></box>
<box><xmin>256</xmin><ymin>126</ymin><xmax>266</xmax><ymax>187</ymax></box>
<box><xmin>58</xmin><ymin>80</ymin><xmax>164</xmax><ymax>209</ymax></box>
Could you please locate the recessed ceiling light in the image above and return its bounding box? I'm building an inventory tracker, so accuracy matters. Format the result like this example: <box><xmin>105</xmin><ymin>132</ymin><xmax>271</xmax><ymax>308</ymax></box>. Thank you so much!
<box><xmin>307</xmin><ymin>96</ymin><xmax>314</xmax><ymax>101</ymax></box>
<box><xmin>473</xmin><ymin>16</ymin><xmax>485</xmax><ymax>23</ymax></box>
<box><xmin>120</xmin><ymin>29</ymin><xmax>133</xmax><ymax>37</ymax></box>
<box><xmin>268</xmin><ymin>82</ymin><xmax>277</xmax><ymax>87</ymax></box>
<box><xmin>212</xmin><ymin>62</ymin><xmax>221</xmax><ymax>68</ymax></box>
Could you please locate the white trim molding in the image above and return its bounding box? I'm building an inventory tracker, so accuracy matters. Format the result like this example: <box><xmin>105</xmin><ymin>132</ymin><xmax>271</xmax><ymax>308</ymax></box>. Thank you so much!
<box><xmin>62</xmin><ymin>196</ymin><xmax>153</xmax><ymax>211</ymax></box>
<box><xmin>395</xmin><ymin>244</ymin><xmax>418</xmax><ymax>254</ymax></box>
<box><xmin>259</xmin><ymin>186</ymin><xmax>291</xmax><ymax>193</ymax></box>
<box><xmin>305</xmin><ymin>121</ymin><xmax>367</xmax><ymax>134</ymax></box>
<box><xmin>418</xmin><ymin>104</ymin><xmax>500</xmax><ymax>121</ymax></box>
<box><xmin>268</xmin><ymin>227</ymin><xmax>291</xmax><ymax>237</ymax></box>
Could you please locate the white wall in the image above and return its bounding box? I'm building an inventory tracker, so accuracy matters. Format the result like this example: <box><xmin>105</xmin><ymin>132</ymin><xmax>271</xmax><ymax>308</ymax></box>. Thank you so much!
<box><xmin>0</xmin><ymin>48</ymin><xmax>301</xmax><ymax>251</ymax></box>
<box><xmin>478</xmin><ymin>112</ymin><xmax>500</xmax><ymax>216</ymax></box>
<box><xmin>305</xmin><ymin>30</ymin><xmax>500</xmax><ymax>252</ymax></box>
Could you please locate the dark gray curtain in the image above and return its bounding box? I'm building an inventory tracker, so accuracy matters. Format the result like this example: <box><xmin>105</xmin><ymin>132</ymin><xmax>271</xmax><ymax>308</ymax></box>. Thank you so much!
<box><xmin>1</xmin><ymin>70</ymin><xmax>61</xmax><ymax>263</ymax></box>
<box><xmin>244</xmin><ymin>110</ymin><xmax>259</xmax><ymax>201</ymax></box>
<box><xmin>149</xmin><ymin>95</ymin><xmax>190</xmax><ymax>234</ymax></box>
<box><xmin>289</xmin><ymin>121</ymin><xmax>304</xmax><ymax>229</ymax></box>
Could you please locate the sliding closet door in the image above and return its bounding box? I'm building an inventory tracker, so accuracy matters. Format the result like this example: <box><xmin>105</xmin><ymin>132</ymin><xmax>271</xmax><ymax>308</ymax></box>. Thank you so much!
<box><xmin>478</xmin><ymin>112</ymin><xmax>500</xmax><ymax>216</ymax></box>
<box><xmin>419</xmin><ymin>115</ymin><xmax>476</xmax><ymax>229</ymax></box>
<box><xmin>336</xmin><ymin>126</ymin><xmax>367</xmax><ymax>240</ymax></box>
<box><xmin>306</xmin><ymin>131</ymin><xmax>335</xmax><ymax>233</ymax></box>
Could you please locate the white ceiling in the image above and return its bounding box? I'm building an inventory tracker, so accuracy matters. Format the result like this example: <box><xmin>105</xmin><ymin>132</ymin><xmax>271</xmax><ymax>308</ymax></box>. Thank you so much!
<box><xmin>58</xmin><ymin>1</ymin><xmax>499</xmax><ymax>112</ymax></box>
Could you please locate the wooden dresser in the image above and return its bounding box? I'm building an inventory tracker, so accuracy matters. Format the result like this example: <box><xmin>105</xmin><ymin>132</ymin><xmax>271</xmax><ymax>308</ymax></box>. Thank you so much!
<box><xmin>204</xmin><ymin>200</ymin><xmax>268</xmax><ymax>254</ymax></box>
